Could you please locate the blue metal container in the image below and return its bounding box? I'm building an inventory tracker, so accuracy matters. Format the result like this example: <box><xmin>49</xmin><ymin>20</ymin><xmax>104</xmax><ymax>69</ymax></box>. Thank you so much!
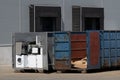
<box><xmin>53</xmin><ymin>32</ymin><xmax>71</xmax><ymax>70</ymax></box>
<box><xmin>100</xmin><ymin>31</ymin><xmax>120</xmax><ymax>68</ymax></box>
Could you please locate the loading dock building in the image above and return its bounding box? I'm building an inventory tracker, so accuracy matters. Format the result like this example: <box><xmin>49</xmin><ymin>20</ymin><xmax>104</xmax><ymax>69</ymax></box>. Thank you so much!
<box><xmin>0</xmin><ymin>0</ymin><xmax>120</xmax><ymax>66</ymax></box>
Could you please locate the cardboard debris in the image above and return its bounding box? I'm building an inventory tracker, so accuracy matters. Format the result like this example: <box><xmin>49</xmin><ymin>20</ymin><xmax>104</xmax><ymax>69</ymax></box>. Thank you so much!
<box><xmin>71</xmin><ymin>57</ymin><xmax>87</xmax><ymax>69</ymax></box>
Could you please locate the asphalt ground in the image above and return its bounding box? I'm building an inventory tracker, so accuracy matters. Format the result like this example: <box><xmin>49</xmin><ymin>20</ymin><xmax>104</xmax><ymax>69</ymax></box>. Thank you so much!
<box><xmin>0</xmin><ymin>65</ymin><xmax>120</xmax><ymax>80</ymax></box>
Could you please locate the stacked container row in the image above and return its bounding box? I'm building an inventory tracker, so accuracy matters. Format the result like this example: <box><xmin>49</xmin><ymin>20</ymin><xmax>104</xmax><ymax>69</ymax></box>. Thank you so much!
<box><xmin>12</xmin><ymin>31</ymin><xmax>120</xmax><ymax>73</ymax></box>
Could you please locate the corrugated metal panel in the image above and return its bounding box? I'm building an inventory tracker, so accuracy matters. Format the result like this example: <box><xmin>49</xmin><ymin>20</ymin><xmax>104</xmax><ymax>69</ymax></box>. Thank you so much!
<box><xmin>55</xmin><ymin>60</ymin><xmax>70</xmax><ymax>70</ymax></box>
<box><xmin>116</xmin><ymin>31</ymin><xmax>120</xmax><ymax>65</ymax></box>
<box><xmin>100</xmin><ymin>31</ymin><xmax>120</xmax><ymax>68</ymax></box>
<box><xmin>54</xmin><ymin>33</ymin><xmax>69</xmax><ymax>42</ymax></box>
<box><xmin>87</xmin><ymin>31</ymin><xmax>100</xmax><ymax>69</ymax></box>
<box><xmin>54</xmin><ymin>32</ymin><xmax>71</xmax><ymax>70</ymax></box>
<box><xmin>71</xmin><ymin>32</ymin><xmax>87</xmax><ymax>59</ymax></box>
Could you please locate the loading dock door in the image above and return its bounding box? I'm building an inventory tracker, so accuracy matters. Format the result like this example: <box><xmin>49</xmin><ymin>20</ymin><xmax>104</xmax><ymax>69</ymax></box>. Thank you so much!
<box><xmin>40</xmin><ymin>17</ymin><xmax>56</xmax><ymax>31</ymax></box>
<box><xmin>85</xmin><ymin>17</ymin><xmax>100</xmax><ymax>30</ymax></box>
<box><xmin>82</xmin><ymin>7</ymin><xmax>104</xmax><ymax>31</ymax></box>
<box><xmin>29</xmin><ymin>6</ymin><xmax>61</xmax><ymax>32</ymax></box>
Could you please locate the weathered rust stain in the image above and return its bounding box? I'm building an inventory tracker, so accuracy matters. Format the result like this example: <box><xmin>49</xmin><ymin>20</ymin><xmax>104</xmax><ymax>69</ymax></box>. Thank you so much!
<box><xmin>103</xmin><ymin>60</ymin><xmax>109</xmax><ymax>67</ymax></box>
<box><xmin>90</xmin><ymin>32</ymin><xmax>100</xmax><ymax>66</ymax></box>
<box><xmin>71</xmin><ymin>50</ymin><xmax>86</xmax><ymax>59</ymax></box>
<box><xmin>71</xmin><ymin>34</ymin><xmax>86</xmax><ymax>41</ymax></box>
<box><xmin>55</xmin><ymin>60</ymin><xmax>70</xmax><ymax>70</ymax></box>
<box><xmin>71</xmin><ymin>33</ymin><xmax>87</xmax><ymax>59</ymax></box>
<box><xmin>117</xmin><ymin>59</ymin><xmax>120</xmax><ymax>66</ymax></box>
<box><xmin>71</xmin><ymin>42</ymin><xmax>86</xmax><ymax>49</ymax></box>
<box><xmin>111</xmin><ymin>61</ymin><xmax>117</xmax><ymax>67</ymax></box>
